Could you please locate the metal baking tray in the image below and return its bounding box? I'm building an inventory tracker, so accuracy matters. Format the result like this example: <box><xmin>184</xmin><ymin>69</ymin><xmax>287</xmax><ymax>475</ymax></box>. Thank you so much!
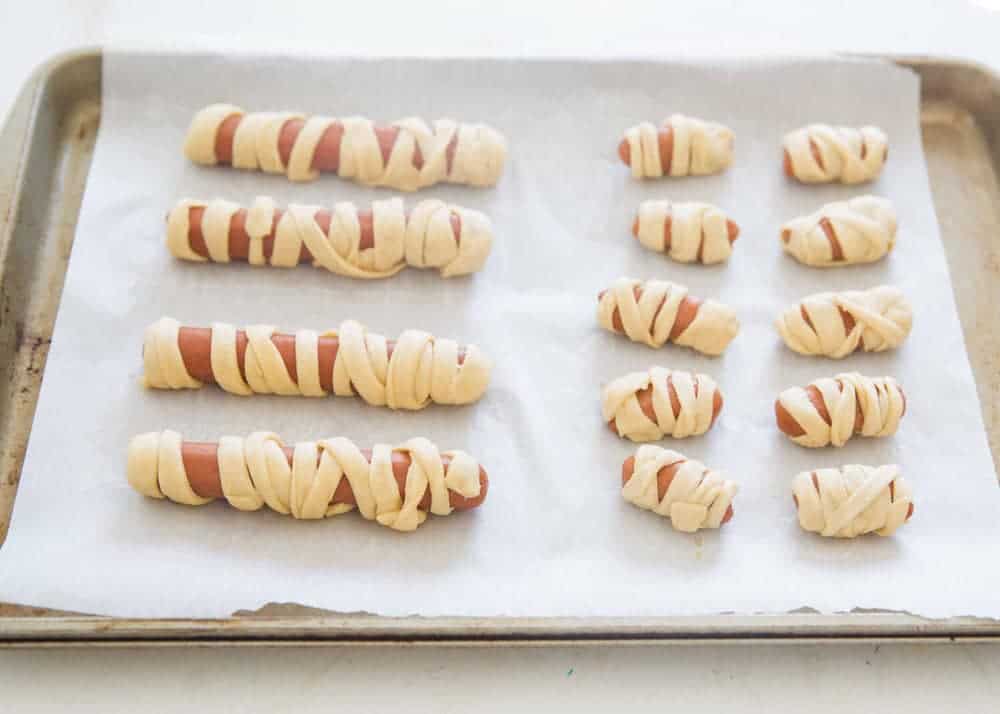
<box><xmin>1</xmin><ymin>49</ymin><xmax>999</xmax><ymax>646</ymax></box>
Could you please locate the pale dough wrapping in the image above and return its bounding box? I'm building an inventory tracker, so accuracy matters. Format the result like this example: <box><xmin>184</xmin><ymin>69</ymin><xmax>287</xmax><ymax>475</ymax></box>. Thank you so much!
<box><xmin>141</xmin><ymin>317</ymin><xmax>491</xmax><ymax>409</ymax></box>
<box><xmin>597</xmin><ymin>277</ymin><xmax>739</xmax><ymax>356</ymax></box>
<box><xmin>636</xmin><ymin>200</ymin><xmax>735</xmax><ymax>264</ymax></box>
<box><xmin>623</xmin><ymin>115</ymin><xmax>734</xmax><ymax>178</ymax></box>
<box><xmin>167</xmin><ymin>197</ymin><xmax>493</xmax><ymax>279</ymax></box>
<box><xmin>783</xmin><ymin>124</ymin><xmax>888</xmax><ymax>184</ymax></box>
<box><xmin>781</xmin><ymin>196</ymin><xmax>896</xmax><ymax>267</ymax></box>
<box><xmin>602</xmin><ymin>367</ymin><xmax>720</xmax><ymax>442</ymax></box>
<box><xmin>623</xmin><ymin>445</ymin><xmax>737</xmax><ymax>532</ymax></box>
<box><xmin>127</xmin><ymin>430</ymin><xmax>482</xmax><ymax>532</ymax></box>
<box><xmin>183</xmin><ymin>103</ymin><xmax>506</xmax><ymax>190</ymax></box>
<box><xmin>775</xmin><ymin>285</ymin><xmax>912</xmax><ymax>358</ymax></box>
<box><xmin>792</xmin><ymin>464</ymin><xmax>912</xmax><ymax>538</ymax></box>
<box><xmin>777</xmin><ymin>372</ymin><xmax>905</xmax><ymax>448</ymax></box>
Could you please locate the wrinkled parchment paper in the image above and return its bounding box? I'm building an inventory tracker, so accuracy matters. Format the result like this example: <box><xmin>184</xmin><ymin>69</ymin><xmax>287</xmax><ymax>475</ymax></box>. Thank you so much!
<box><xmin>3</xmin><ymin>53</ymin><xmax>999</xmax><ymax>618</ymax></box>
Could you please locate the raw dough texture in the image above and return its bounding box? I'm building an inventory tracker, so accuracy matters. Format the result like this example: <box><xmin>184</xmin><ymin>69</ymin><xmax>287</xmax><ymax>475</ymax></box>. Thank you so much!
<box><xmin>793</xmin><ymin>464</ymin><xmax>912</xmax><ymax>538</ymax></box>
<box><xmin>781</xmin><ymin>196</ymin><xmax>896</xmax><ymax>267</ymax></box>
<box><xmin>602</xmin><ymin>366</ymin><xmax>720</xmax><ymax>442</ymax></box>
<box><xmin>623</xmin><ymin>115</ymin><xmax>734</xmax><ymax>178</ymax></box>
<box><xmin>775</xmin><ymin>285</ymin><xmax>911</xmax><ymax>358</ymax></box>
<box><xmin>623</xmin><ymin>445</ymin><xmax>737</xmax><ymax>532</ymax></box>
<box><xmin>783</xmin><ymin>124</ymin><xmax>888</xmax><ymax>184</ymax></box>
<box><xmin>141</xmin><ymin>317</ymin><xmax>491</xmax><ymax>409</ymax></box>
<box><xmin>636</xmin><ymin>200</ymin><xmax>735</xmax><ymax>264</ymax></box>
<box><xmin>167</xmin><ymin>197</ymin><xmax>493</xmax><ymax>278</ymax></box>
<box><xmin>183</xmin><ymin>103</ymin><xmax>506</xmax><ymax>190</ymax></box>
<box><xmin>127</xmin><ymin>430</ymin><xmax>482</xmax><ymax>532</ymax></box>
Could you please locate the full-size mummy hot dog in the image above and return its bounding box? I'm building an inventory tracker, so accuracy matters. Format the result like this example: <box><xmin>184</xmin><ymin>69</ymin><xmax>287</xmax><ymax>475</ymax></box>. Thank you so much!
<box><xmin>783</xmin><ymin>124</ymin><xmax>888</xmax><ymax>184</ymax></box>
<box><xmin>618</xmin><ymin>115</ymin><xmax>734</xmax><ymax>179</ymax></box>
<box><xmin>167</xmin><ymin>197</ymin><xmax>493</xmax><ymax>279</ymax></box>
<box><xmin>597</xmin><ymin>277</ymin><xmax>739</xmax><ymax>355</ymax></box>
<box><xmin>781</xmin><ymin>196</ymin><xmax>896</xmax><ymax>267</ymax></box>
<box><xmin>603</xmin><ymin>367</ymin><xmax>723</xmax><ymax>442</ymax></box>
<box><xmin>184</xmin><ymin>103</ymin><xmax>506</xmax><ymax>190</ymax></box>
<box><xmin>621</xmin><ymin>446</ymin><xmax>737</xmax><ymax>532</ymax></box>
<box><xmin>775</xmin><ymin>373</ymin><xmax>906</xmax><ymax>448</ymax></box>
<box><xmin>128</xmin><ymin>430</ymin><xmax>487</xmax><ymax>532</ymax></box>
<box><xmin>775</xmin><ymin>286</ymin><xmax>912</xmax><ymax>358</ymax></box>
<box><xmin>633</xmin><ymin>201</ymin><xmax>739</xmax><ymax>264</ymax></box>
<box><xmin>141</xmin><ymin>317</ymin><xmax>490</xmax><ymax>409</ymax></box>
<box><xmin>792</xmin><ymin>464</ymin><xmax>913</xmax><ymax>538</ymax></box>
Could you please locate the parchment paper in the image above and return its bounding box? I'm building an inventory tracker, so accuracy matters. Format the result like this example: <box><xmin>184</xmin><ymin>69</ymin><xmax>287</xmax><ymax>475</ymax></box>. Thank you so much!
<box><xmin>2</xmin><ymin>52</ymin><xmax>999</xmax><ymax>619</ymax></box>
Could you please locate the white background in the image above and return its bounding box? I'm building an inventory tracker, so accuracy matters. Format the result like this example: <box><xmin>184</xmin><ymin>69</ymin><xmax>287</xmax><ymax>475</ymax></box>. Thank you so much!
<box><xmin>3</xmin><ymin>0</ymin><xmax>1000</xmax><ymax>709</ymax></box>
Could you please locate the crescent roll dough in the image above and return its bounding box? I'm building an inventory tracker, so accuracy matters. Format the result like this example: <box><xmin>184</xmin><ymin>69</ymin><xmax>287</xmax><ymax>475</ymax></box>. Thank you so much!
<box><xmin>623</xmin><ymin>445</ymin><xmax>737</xmax><ymax>532</ymax></box>
<box><xmin>184</xmin><ymin>103</ymin><xmax>506</xmax><ymax>190</ymax></box>
<box><xmin>783</xmin><ymin>124</ymin><xmax>888</xmax><ymax>184</ymax></box>
<box><xmin>603</xmin><ymin>367</ymin><xmax>721</xmax><ymax>442</ymax></box>
<box><xmin>636</xmin><ymin>200</ymin><xmax>736</xmax><ymax>264</ymax></box>
<box><xmin>781</xmin><ymin>196</ymin><xmax>896</xmax><ymax>267</ymax></box>
<box><xmin>792</xmin><ymin>464</ymin><xmax>912</xmax><ymax>538</ymax></box>
<box><xmin>141</xmin><ymin>317</ymin><xmax>491</xmax><ymax>409</ymax></box>
<box><xmin>776</xmin><ymin>285</ymin><xmax>912</xmax><ymax>358</ymax></box>
<box><xmin>597</xmin><ymin>277</ymin><xmax>739</xmax><ymax>356</ymax></box>
<box><xmin>127</xmin><ymin>430</ymin><xmax>483</xmax><ymax>532</ymax></box>
<box><xmin>167</xmin><ymin>197</ymin><xmax>493</xmax><ymax>278</ymax></box>
<box><xmin>776</xmin><ymin>373</ymin><xmax>906</xmax><ymax>448</ymax></box>
<box><xmin>623</xmin><ymin>115</ymin><xmax>734</xmax><ymax>178</ymax></box>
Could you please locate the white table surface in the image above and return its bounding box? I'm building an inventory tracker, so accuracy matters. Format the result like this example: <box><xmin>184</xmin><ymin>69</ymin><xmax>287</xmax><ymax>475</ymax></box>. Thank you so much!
<box><xmin>3</xmin><ymin>0</ymin><xmax>1000</xmax><ymax>709</ymax></box>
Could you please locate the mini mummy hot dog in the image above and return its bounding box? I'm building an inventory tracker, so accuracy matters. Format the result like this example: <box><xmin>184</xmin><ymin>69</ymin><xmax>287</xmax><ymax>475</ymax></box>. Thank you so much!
<box><xmin>618</xmin><ymin>115</ymin><xmax>734</xmax><ymax>179</ymax></box>
<box><xmin>633</xmin><ymin>201</ymin><xmax>739</xmax><ymax>264</ymax></box>
<box><xmin>783</xmin><ymin>124</ymin><xmax>888</xmax><ymax>184</ymax></box>
<box><xmin>621</xmin><ymin>446</ymin><xmax>737</xmax><ymax>532</ymax></box>
<box><xmin>781</xmin><ymin>196</ymin><xmax>896</xmax><ymax>267</ymax></box>
<box><xmin>184</xmin><ymin>103</ymin><xmax>506</xmax><ymax>190</ymax></box>
<box><xmin>792</xmin><ymin>464</ymin><xmax>913</xmax><ymax>538</ymax></box>
<box><xmin>603</xmin><ymin>367</ymin><xmax>723</xmax><ymax>442</ymax></box>
<box><xmin>597</xmin><ymin>277</ymin><xmax>739</xmax><ymax>355</ymax></box>
<box><xmin>168</xmin><ymin>197</ymin><xmax>493</xmax><ymax>279</ymax></box>
<box><xmin>775</xmin><ymin>286</ymin><xmax>912</xmax><ymax>358</ymax></box>
<box><xmin>141</xmin><ymin>317</ymin><xmax>491</xmax><ymax>409</ymax></box>
<box><xmin>775</xmin><ymin>373</ymin><xmax>906</xmax><ymax>448</ymax></box>
<box><xmin>127</xmin><ymin>430</ymin><xmax>487</xmax><ymax>532</ymax></box>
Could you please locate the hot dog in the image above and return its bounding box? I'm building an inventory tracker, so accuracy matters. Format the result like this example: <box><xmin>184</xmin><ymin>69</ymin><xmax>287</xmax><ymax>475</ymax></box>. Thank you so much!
<box><xmin>631</xmin><ymin>200</ymin><xmax>740</xmax><ymax>265</ymax></box>
<box><xmin>603</xmin><ymin>366</ymin><xmax>723</xmax><ymax>442</ymax></box>
<box><xmin>141</xmin><ymin>318</ymin><xmax>491</xmax><ymax>409</ymax></box>
<box><xmin>619</xmin><ymin>115</ymin><xmax>734</xmax><ymax>179</ymax></box>
<box><xmin>782</xmin><ymin>124</ymin><xmax>888</xmax><ymax>184</ymax></box>
<box><xmin>167</xmin><ymin>197</ymin><xmax>493</xmax><ymax>279</ymax></box>
<box><xmin>127</xmin><ymin>431</ymin><xmax>487</xmax><ymax>532</ymax></box>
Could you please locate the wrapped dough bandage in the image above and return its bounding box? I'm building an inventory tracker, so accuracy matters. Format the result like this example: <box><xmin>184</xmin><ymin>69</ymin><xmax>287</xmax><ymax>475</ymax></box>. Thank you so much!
<box><xmin>167</xmin><ymin>197</ymin><xmax>493</xmax><ymax>279</ymax></box>
<box><xmin>783</xmin><ymin>124</ymin><xmax>888</xmax><ymax>184</ymax></box>
<box><xmin>781</xmin><ymin>196</ymin><xmax>896</xmax><ymax>267</ymax></box>
<box><xmin>776</xmin><ymin>285</ymin><xmax>912</xmax><ymax>358</ymax></box>
<box><xmin>141</xmin><ymin>317</ymin><xmax>491</xmax><ymax>409</ymax></box>
<box><xmin>792</xmin><ymin>464</ymin><xmax>913</xmax><ymax>538</ymax></box>
<box><xmin>597</xmin><ymin>277</ymin><xmax>739</xmax><ymax>356</ymax></box>
<box><xmin>633</xmin><ymin>200</ymin><xmax>739</xmax><ymax>265</ymax></box>
<box><xmin>127</xmin><ymin>430</ymin><xmax>487</xmax><ymax>532</ymax></box>
<box><xmin>184</xmin><ymin>103</ymin><xmax>506</xmax><ymax>190</ymax></box>
<box><xmin>621</xmin><ymin>446</ymin><xmax>737</xmax><ymax>532</ymax></box>
<box><xmin>602</xmin><ymin>367</ymin><xmax>723</xmax><ymax>442</ymax></box>
<box><xmin>775</xmin><ymin>373</ymin><xmax>906</xmax><ymax>448</ymax></box>
<box><xmin>618</xmin><ymin>115</ymin><xmax>734</xmax><ymax>178</ymax></box>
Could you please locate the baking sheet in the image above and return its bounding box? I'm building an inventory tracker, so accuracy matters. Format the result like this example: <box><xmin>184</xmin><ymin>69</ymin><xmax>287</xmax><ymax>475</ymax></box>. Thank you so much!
<box><xmin>2</xmin><ymin>52</ymin><xmax>999</xmax><ymax>619</ymax></box>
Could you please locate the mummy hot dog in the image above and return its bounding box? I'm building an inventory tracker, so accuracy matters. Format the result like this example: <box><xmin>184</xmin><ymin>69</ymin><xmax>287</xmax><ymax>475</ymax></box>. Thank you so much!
<box><xmin>603</xmin><ymin>367</ymin><xmax>723</xmax><ymax>442</ymax></box>
<box><xmin>792</xmin><ymin>464</ymin><xmax>913</xmax><ymax>538</ymax></box>
<box><xmin>168</xmin><ymin>197</ymin><xmax>493</xmax><ymax>279</ymax></box>
<box><xmin>621</xmin><ymin>446</ymin><xmax>737</xmax><ymax>532</ymax></box>
<box><xmin>633</xmin><ymin>201</ymin><xmax>739</xmax><ymax>264</ymax></box>
<box><xmin>184</xmin><ymin>103</ymin><xmax>506</xmax><ymax>190</ymax></box>
<box><xmin>597</xmin><ymin>277</ymin><xmax>739</xmax><ymax>355</ymax></box>
<box><xmin>141</xmin><ymin>317</ymin><xmax>491</xmax><ymax>409</ymax></box>
<box><xmin>781</xmin><ymin>196</ymin><xmax>896</xmax><ymax>267</ymax></box>
<box><xmin>618</xmin><ymin>115</ymin><xmax>734</xmax><ymax>179</ymax></box>
<box><xmin>775</xmin><ymin>373</ymin><xmax>906</xmax><ymax>448</ymax></box>
<box><xmin>775</xmin><ymin>286</ymin><xmax>912</xmax><ymax>358</ymax></box>
<box><xmin>783</xmin><ymin>124</ymin><xmax>888</xmax><ymax>184</ymax></box>
<box><xmin>127</xmin><ymin>430</ymin><xmax>487</xmax><ymax>532</ymax></box>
